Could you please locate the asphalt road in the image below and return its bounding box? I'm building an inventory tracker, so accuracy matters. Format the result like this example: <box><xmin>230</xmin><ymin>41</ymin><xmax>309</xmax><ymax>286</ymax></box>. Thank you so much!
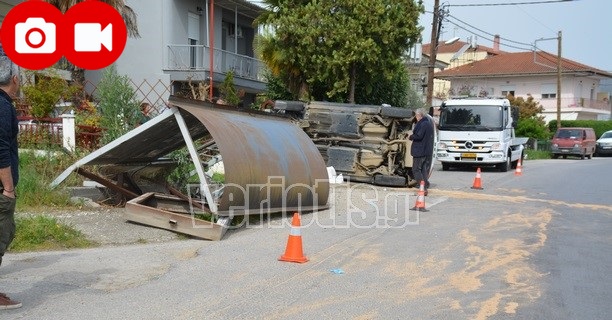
<box><xmin>1</xmin><ymin>158</ymin><xmax>611</xmax><ymax>319</ymax></box>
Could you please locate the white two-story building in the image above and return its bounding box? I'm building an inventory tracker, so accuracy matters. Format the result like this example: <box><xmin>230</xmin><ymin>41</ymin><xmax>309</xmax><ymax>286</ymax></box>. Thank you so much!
<box><xmin>434</xmin><ymin>51</ymin><xmax>612</xmax><ymax>123</ymax></box>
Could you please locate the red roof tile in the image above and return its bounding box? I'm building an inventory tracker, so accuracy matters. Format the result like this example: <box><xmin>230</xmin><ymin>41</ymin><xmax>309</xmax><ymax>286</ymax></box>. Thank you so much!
<box><xmin>435</xmin><ymin>51</ymin><xmax>612</xmax><ymax>79</ymax></box>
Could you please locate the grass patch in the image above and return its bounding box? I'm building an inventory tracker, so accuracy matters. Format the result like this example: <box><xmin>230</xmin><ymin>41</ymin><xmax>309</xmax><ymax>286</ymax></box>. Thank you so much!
<box><xmin>525</xmin><ymin>149</ymin><xmax>551</xmax><ymax>160</ymax></box>
<box><xmin>17</xmin><ymin>151</ymin><xmax>83</xmax><ymax>211</ymax></box>
<box><xmin>9</xmin><ymin>215</ymin><xmax>95</xmax><ymax>252</ymax></box>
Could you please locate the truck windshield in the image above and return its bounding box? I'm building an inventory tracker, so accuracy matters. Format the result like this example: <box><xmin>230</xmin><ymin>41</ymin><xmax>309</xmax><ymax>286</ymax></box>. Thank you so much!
<box><xmin>439</xmin><ymin>105</ymin><xmax>503</xmax><ymax>131</ymax></box>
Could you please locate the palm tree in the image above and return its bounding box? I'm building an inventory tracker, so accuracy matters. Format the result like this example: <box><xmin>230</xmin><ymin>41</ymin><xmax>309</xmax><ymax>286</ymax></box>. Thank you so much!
<box><xmin>44</xmin><ymin>0</ymin><xmax>140</xmax><ymax>37</ymax></box>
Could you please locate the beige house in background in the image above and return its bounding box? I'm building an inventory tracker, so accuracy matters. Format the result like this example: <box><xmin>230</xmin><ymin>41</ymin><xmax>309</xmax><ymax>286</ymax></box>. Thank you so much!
<box><xmin>422</xmin><ymin>36</ymin><xmax>505</xmax><ymax>101</ymax></box>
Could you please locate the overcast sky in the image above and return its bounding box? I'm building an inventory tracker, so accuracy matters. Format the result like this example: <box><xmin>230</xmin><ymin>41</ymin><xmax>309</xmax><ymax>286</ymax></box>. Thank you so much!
<box><xmin>419</xmin><ymin>0</ymin><xmax>612</xmax><ymax>71</ymax></box>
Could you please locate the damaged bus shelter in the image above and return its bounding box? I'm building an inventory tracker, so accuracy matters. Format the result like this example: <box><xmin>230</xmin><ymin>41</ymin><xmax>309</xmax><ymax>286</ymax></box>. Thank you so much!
<box><xmin>52</xmin><ymin>96</ymin><xmax>330</xmax><ymax>240</ymax></box>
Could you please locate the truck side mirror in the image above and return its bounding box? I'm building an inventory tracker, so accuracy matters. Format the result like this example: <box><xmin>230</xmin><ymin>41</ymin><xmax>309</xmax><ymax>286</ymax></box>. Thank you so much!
<box><xmin>511</xmin><ymin>106</ymin><xmax>519</xmax><ymax>128</ymax></box>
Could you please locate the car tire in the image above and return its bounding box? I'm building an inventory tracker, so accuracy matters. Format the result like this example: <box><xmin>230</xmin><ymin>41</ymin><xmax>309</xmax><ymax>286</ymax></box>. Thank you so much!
<box><xmin>380</xmin><ymin>106</ymin><xmax>412</xmax><ymax>118</ymax></box>
<box><xmin>373</xmin><ymin>174</ymin><xmax>407</xmax><ymax>187</ymax></box>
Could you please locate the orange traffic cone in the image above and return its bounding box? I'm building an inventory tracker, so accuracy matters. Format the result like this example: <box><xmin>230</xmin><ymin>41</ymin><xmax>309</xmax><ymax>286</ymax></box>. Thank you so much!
<box><xmin>471</xmin><ymin>167</ymin><xmax>483</xmax><ymax>190</ymax></box>
<box><xmin>515</xmin><ymin>158</ymin><xmax>523</xmax><ymax>176</ymax></box>
<box><xmin>410</xmin><ymin>180</ymin><xmax>428</xmax><ymax>211</ymax></box>
<box><xmin>279</xmin><ymin>212</ymin><xmax>308</xmax><ymax>263</ymax></box>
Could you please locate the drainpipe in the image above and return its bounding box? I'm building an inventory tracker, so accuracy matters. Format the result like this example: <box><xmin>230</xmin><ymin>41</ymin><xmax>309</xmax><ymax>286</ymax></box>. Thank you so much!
<box><xmin>209</xmin><ymin>0</ymin><xmax>214</xmax><ymax>100</ymax></box>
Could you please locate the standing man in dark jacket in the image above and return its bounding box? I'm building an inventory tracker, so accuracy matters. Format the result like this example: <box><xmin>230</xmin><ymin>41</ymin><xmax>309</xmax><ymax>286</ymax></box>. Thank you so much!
<box><xmin>409</xmin><ymin>108</ymin><xmax>434</xmax><ymax>195</ymax></box>
<box><xmin>0</xmin><ymin>51</ymin><xmax>22</xmax><ymax>309</ymax></box>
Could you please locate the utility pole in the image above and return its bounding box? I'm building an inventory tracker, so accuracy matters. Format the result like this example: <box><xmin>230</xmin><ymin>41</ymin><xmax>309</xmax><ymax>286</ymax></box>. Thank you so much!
<box><xmin>556</xmin><ymin>30</ymin><xmax>562</xmax><ymax>129</ymax></box>
<box><xmin>426</xmin><ymin>0</ymin><xmax>440</xmax><ymax>107</ymax></box>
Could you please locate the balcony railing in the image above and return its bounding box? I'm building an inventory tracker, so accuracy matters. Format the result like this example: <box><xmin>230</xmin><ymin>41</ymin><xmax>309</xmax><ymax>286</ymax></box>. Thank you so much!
<box><xmin>166</xmin><ymin>44</ymin><xmax>265</xmax><ymax>82</ymax></box>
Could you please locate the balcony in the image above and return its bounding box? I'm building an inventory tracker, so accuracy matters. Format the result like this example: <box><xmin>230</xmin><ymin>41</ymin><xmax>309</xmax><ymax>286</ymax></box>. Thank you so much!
<box><xmin>166</xmin><ymin>44</ymin><xmax>265</xmax><ymax>82</ymax></box>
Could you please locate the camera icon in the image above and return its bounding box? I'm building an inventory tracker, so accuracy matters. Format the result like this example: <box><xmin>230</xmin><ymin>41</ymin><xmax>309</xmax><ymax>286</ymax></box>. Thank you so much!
<box><xmin>15</xmin><ymin>17</ymin><xmax>56</xmax><ymax>54</ymax></box>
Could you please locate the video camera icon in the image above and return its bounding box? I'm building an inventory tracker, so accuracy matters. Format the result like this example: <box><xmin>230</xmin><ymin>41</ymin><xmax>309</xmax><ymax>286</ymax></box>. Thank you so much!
<box><xmin>0</xmin><ymin>0</ymin><xmax>127</xmax><ymax>70</ymax></box>
<box><xmin>74</xmin><ymin>23</ymin><xmax>113</xmax><ymax>52</ymax></box>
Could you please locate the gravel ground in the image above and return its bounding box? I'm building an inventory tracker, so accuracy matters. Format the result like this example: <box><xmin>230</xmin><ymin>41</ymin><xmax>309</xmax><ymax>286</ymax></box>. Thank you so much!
<box><xmin>40</xmin><ymin>207</ymin><xmax>184</xmax><ymax>245</ymax></box>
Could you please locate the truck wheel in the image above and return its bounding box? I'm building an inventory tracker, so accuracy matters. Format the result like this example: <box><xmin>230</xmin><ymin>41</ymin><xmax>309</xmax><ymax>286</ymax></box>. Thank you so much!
<box><xmin>552</xmin><ymin>154</ymin><xmax>558</xmax><ymax>159</ymax></box>
<box><xmin>497</xmin><ymin>155</ymin><xmax>511</xmax><ymax>172</ymax></box>
<box><xmin>442</xmin><ymin>163</ymin><xmax>450</xmax><ymax>171</ymax></box>
<box><xmin>580</xmin><ymin>152</ymin><xmax>585</xmax><ymax>160</ymax></box>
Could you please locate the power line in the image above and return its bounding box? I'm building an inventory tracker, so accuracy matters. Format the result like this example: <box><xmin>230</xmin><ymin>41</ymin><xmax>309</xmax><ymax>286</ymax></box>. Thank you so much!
<box><xmin>445</xmin><ymin>14</ymin><xmax>533</xmax><ymax>48</ymax></box>
<box><xmin>448</xmin><ymin>0</ymin><xmax>576</xmax><ymax>7</ymax></box>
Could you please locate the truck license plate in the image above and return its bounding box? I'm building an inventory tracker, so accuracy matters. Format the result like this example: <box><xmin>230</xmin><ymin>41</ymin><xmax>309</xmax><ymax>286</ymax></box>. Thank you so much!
<box><xmin>462</xmin><ymin>153</ymin><xmax>477</xmax><ymax>158</ymax></box>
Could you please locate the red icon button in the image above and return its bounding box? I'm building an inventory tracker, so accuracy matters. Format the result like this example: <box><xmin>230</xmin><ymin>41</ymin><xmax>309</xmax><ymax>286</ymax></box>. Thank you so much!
<box><xmin>63</xmin><ymin>0</ymin><xmax>127</xmax><ymax>70</ymax></box>
<box><xmin>0</xmin><ymin>0</ymin><xmax>127</xmax><ymax>70</ymax></box>
<box><xmin>0</xmin><ymin>0</ymin><xmax>64</xmax><ymax>70</ymax></box>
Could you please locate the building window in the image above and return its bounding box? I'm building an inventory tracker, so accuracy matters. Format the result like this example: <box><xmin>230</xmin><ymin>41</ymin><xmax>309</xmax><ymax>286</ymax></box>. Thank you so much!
<box><xmin>541</xmin><ymin>83</ymin><xmax>556</xmax><ymax>99</ymax></box>
<box><xmin>500</xmin><ymin>85</ymin><xmax>515</xmax><ymax>98</ymax></box>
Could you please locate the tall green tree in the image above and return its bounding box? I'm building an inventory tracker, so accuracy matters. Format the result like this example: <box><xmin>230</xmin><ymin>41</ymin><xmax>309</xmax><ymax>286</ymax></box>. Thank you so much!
<box><xmin>255</xmin><ymin>0</ymin><xmax>423</xmax><ymax>103</ymax></box>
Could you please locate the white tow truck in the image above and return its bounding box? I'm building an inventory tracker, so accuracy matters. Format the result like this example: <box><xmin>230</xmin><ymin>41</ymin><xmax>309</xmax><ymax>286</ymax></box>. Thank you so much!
<box><xmin>435</xmin><ymin>97</ymin><xmax>528</xmax><ymax>172</ymax></box>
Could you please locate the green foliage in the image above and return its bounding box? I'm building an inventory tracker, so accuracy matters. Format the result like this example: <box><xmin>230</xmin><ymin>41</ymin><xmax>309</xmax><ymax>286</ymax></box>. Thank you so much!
<box><xmin>211</xmin><ymin>172</ymin><xmax>225</xmax><ymax>184</ymax></box>
<box><xmin>10</xmin><ymin>215</ymin><xmax>94</xmax><ymax>252</ymax></box>
<box><xmin>22</xmin><ymin>70</ymin><xmax>82</xmax><ymax>118</ymax></box>
<box><xmin>96</xmin><ymin>65</ymin><xmax>140</xmax><ymax>144</ymax></box>
<box><xmin>261</xmin><ymin>69</ymin><xmax>294</xmax><ymax>101</ymax></box>
<box><xmin>548</xmin><ymin>120</ymin><xmax>612</xmax><ymax>138</ymax></box>
<box><xmin>507</xmin><ymin>94</ymin><xmax>549</xmax><ymax>139</ymax></box>
<box><xmin>17</xmin><ymin>151</ymin><xmax>81</xmax><ymax>210</ymax></box>
<box><xmin>75</xmin><ymin>100</ymin><xmax>102</xmax><ymax>127</ymax></box>
<box><xmin>219</xmin><ymin>70</ymin><xmax>241</xmax><ymax>105</ymax></box>
<box><xmin>525</xmin><ymin>149</ymin><xmax>551</xmax><ymax>160</ymax></box>
<box><xmin>167</xmin><ymin>147</ymin><xmax>196</xmax><ymax>192</ymax></box>
<box><xmin>255</xmin><ymin>0</ymin><xmax>424</xmax><ymax>102</ymax></box>
<box><xmin>353</xmin><ymin>61</ymin><xmax>414</xmax><ymax>107</ymax></box>
<box><xmin>516</xmin><ymin>117</ymin><xmax>550</xmax><ymax>140</ymax></box>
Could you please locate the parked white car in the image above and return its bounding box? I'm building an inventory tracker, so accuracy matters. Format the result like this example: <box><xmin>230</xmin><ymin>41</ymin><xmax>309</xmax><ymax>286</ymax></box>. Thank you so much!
<box><xmin>595</xmin><ymin>130</ymin><xmax>612</xmax><ymax>156</ymax></box>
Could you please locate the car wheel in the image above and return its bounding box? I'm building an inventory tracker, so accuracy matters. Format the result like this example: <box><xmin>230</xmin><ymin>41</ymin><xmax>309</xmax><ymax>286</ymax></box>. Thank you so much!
<box><xmin>380</xmin><ymin>106</ymin><xmax>412</xmax><ymax>118</ymax></box>
<box><xmin>373</xmin><ymin>174</ymin><xmax>407</xmax><ymax>187</ymax></box>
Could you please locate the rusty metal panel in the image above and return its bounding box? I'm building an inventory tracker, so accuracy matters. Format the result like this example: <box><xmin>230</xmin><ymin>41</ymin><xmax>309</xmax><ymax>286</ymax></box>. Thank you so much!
<box><xmin>169</xmin><ymin>96</ymin><xmax>329</xmax><ymax>216</ymax></box>
<box><xmin>125</xmin><ymin>193</ymin><xmax>229</xmax><ymax>241</ymax></box>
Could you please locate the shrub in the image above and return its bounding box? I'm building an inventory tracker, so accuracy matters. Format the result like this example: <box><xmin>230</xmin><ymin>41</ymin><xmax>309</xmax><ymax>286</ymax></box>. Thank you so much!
<box><xmin>22</xmin><ymin>69</ymin><xmax>82</xmax><ymax>118</ymax></box>
<box><xmin>96</xmin><ymin>65</ymin><xmax>141</xmax><ymax>144</ymax></box>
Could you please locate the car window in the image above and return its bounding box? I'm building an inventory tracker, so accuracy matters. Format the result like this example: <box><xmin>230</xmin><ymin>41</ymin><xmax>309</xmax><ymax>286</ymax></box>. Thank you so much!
<box><xmin>556</xmin><ymin>129</ymin><xmax>581</xmax><ymax>138</ymax></box>
<box><xmin>601</xmin><ymin>132</ymin><xmax>612</xmax><ymax>139</ymax></box>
